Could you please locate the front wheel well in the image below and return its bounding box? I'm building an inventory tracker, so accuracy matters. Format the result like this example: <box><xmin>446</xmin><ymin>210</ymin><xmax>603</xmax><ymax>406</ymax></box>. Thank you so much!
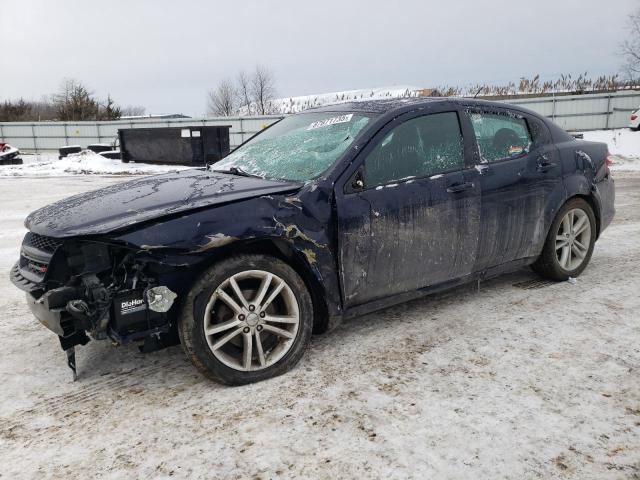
<box><xmin>189</xmin><ymin>238</ymin><xmax>330</xmax><ymax>334</ymax></box>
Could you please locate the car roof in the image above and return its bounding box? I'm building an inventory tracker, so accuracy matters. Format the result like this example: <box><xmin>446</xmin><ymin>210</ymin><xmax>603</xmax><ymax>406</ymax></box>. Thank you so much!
<box><xmin>302</xmin><ymin>97</ymin><xmax>569</xmax><ymax>141</ymax></box>
<box><xmin>303</xmin><ymin>96</ymin><xmax>539</xmax><ymax>117</ymax></box>
<box><xmin>303</xmin><ymin>97</ymin><xmax>442</xmax><ymax>114</ymax></box>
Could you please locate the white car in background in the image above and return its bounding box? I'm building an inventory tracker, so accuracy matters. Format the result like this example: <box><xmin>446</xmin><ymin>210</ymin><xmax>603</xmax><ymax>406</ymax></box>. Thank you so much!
<box><xmin>630</xmin><ymin>107</ymin><xmax>640</xmax><ymax>130</ymax></box>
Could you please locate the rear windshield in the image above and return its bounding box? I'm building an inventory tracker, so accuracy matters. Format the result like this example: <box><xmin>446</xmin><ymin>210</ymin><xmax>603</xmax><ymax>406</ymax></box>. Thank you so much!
<box><xmin>214</xmin><ymin>112</ymin><xmax>374</xmax><ymax>181</ymax></box>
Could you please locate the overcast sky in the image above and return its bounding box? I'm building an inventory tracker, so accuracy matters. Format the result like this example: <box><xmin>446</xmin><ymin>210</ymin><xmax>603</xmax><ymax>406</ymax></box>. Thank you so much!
<box><xmin>1</xmin><ymin>0</ymin><xmax>637</xmax><ymax>116</ymax></box>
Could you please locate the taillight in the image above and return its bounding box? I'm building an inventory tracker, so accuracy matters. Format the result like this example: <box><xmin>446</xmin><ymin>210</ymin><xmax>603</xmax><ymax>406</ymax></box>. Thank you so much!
<box><xmin>605</xmin><ymin>151</ymin><xmax>614</xmax><ymax>175</ymax></box>
<box><xmin>632</xmin><ymin>114</ymin><xmax>638</xmax><ymax>121</ymax></box>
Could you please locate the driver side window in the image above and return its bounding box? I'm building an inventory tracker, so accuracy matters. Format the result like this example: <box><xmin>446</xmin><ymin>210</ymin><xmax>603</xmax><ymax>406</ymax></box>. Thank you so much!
<box><xmin>364</xmin><ymin>112</ymin><xmax>464</xmax><ymax>188</ymax></box>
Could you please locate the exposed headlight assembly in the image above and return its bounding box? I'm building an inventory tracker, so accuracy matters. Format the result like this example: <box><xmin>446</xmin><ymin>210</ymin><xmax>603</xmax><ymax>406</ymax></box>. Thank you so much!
<box><xmin>146</xmin><ymin>286</ymin><xmax>177</xmax><ymax>313</ymax></box>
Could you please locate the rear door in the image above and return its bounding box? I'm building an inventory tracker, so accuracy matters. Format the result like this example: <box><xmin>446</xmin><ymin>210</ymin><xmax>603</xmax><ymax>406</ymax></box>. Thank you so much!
<box><xmin>335</xmin><ymin>109</ymin><xmax>480</xmax><ymax>307</ymax></box>
<box><xmin>462</xmin><ymin>107</ymin><xmax>562</xmax><ymax>271</ymax></box>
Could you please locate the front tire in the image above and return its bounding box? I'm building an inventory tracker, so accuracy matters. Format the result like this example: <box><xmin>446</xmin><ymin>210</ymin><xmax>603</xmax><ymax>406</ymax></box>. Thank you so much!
<box><xmin>532</xmin><ymin>198</ymin><xmax>597</xmax><ymax>281</ymax></box>
<box><xmin>178</xmin><ymin>254</ymin><xmax>313</xmax><ymax>385</ymax></box>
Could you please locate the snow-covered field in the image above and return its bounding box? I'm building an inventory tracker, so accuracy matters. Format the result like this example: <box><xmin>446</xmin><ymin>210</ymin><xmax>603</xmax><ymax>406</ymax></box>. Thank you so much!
<box><xmin>0</xmin><ymin>171</ymin><xmax>638</xmax><ymax>478</ymax></box>
<box><xmin>0</xmin><ymin>151</ymin><xmax>190</xmax><ymax>177</ymax></box>
<box><xmin>584</xmin><ymin>128</ymin><xmax>640</xmax><ymax>171</ymax></box>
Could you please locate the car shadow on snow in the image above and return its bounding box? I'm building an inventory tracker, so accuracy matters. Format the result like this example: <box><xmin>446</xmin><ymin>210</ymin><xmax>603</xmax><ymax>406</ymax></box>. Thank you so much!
<box><xmin>72</xmin><ymin>267</ymin><xmax>544</xmax><ymax>388</ymax></box>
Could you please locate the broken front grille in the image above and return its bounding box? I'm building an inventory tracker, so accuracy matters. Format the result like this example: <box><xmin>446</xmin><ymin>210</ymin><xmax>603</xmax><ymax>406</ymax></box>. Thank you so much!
<box><xmin>18</xmin><ymin>232</ymin><xmax>64</xmax><ymax>284</ymax></box>
<box><xmin>23</xmin><ymin>232</ymin><xmax>63</xmax><ymax>253</ymax></box>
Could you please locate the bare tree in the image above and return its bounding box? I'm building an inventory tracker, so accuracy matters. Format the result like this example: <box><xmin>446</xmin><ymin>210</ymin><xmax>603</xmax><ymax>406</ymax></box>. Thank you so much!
<box><xmin>121</xmin><ymin>105</ymin><xmax>146</xmax><ymax>117</ymax></box>
<box><xmin>51</xmin><ymin>78</ymin><xmax>129</xmax><ymax>120</ymax></box>
<box><xmin>0</xmin><ymin>98</ymin><xmax>32</xmax><ymax>121</ymax></box>
<box><xmin>236</xmin><ymin>70</ymin><xmax>253</xmax><ymax>115</ymax></box>
<box><xmin>0</xmin><ymin>96</ymin><xmax>60</xmax><ymax>121</ymax></box>
<box><xmin>207</xmin><ymin>67</ymin><xmax>278</xmax><ymax>116</ymax></box>
<box><xmin>98</xmin><ymin>94</ymin><xmax>122</xmax><ymax>120</ymax></box>
<box><xmin>1</xmin><ymin>80</ymin><xmax>143</xmax><ymax>121</ymax></box>
<box><xmin>251</xmin><ymin>65</ymin><xmax>277</xmax><ymax>115</ymax></box>
<box><xmin>621</xmin><ymin>8</ymin><xmax>640</xmax><ymax>79</ymax></box>
<box><xmin>207</xmin><ymin>79</ymin><xmax>236</xmax><ymax>116</ymax></box>
<box><xmin>31</xmin><ymin>96</ymin><xmax>58</xmax><ymax>120</ymax></box>
<box><xmin>53</xmin><ymin>78</ymin><xmax>100</xmax><ymax>121</ymax></box>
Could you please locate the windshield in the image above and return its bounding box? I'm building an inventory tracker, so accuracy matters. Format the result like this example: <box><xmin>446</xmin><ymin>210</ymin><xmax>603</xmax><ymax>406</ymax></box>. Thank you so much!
<box><xmin>213</xmin><ymin>112</ymin><xmax>373</xmax><ymax>181</ymax></box>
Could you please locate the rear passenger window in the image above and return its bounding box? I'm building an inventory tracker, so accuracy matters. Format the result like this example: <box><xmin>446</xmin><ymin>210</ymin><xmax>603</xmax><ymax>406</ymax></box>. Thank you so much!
<box><xmin>364</xmin><ymin>112</ymin><xmax>464</xmax><ymax>188</ymax></box>
<box><xmin>469</xmin><ymin>112</ymin><xmax>532</xmax><ymax>163</ymax></box>
<box><xmin>526</xmin><ymin>115</ymin><xmax>551</xmax><ymax>146</ymax></box>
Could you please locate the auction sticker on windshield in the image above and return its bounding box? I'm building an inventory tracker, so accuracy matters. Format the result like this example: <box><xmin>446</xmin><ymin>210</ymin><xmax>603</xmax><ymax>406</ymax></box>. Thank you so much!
<box><xmin>307</xmin><ymin>114</ymin><xmax>353</xmax><ymax>130</ymax></box>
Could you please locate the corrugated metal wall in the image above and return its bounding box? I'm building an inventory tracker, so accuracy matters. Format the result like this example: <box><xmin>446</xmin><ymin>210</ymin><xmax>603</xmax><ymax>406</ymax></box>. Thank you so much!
<box><xmin>2</xmin><ymin>91</ymin><xmax>640</xmax><ymax>152</ymax></box>
<box><xmin>0</xmin><ymin>116</ymin><xmax>284</xmax><ymax>153</ymax></box>
<box><xmin>502</xmin><ymin>91</ymin><xmax>640</xmax><ymax>131</ymax></box>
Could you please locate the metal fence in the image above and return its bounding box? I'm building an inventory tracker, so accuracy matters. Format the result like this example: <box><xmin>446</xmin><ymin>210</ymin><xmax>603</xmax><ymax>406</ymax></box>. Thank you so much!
<box><xmin>501</xmin><ymin>90</ymin><xmax>640</xmax><ymax>131</ymax></box>
<box><xmin>2</xmin><ymin>90</ymin><xmax>640</xmax><ymax>152</ymax></box>
<box><xmin>0</xmin><ymin>116</ymin><xmax>284</xmax><ymax>153</ymax></box>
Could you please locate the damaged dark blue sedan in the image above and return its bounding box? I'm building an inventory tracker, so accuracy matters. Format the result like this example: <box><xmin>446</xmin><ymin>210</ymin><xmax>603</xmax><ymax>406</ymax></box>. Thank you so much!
<box><xmin>11</xmin><ymin>98</ymin><xmax>615</xmax><ymax>384</ymax></box>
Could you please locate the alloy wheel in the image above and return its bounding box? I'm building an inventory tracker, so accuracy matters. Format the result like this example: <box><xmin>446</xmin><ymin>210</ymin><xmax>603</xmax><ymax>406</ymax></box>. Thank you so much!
<box><xmin>555</xmin><ymin>208</ymin><xmax>591</xmax><ymax>271</ymax></box>
<box><xmin>203</xmin><ymin>270</ymin><xmax>300</xmax><ymax>372</ymax></box>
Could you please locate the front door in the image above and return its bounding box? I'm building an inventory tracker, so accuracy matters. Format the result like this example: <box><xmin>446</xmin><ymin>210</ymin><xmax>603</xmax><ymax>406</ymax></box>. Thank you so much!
<box><xmin>335</xmin><ymin>109</ymin><xmax>480</xmax><ymax>307</ymax></box>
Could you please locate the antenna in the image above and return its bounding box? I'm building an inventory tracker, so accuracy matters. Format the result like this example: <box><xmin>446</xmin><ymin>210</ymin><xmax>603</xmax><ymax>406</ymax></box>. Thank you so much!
<box><xmin>473</xmin><ymin>86</ymin><xmax>483</xmax><ymax>99</ymax></box>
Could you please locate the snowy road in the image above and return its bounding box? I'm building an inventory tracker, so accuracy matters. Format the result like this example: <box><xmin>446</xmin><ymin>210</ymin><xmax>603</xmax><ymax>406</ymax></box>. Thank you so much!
<box><xmin>0</xmin><ymin>174</ymin><xmax>638</xmax><ymax>479</ymax></box>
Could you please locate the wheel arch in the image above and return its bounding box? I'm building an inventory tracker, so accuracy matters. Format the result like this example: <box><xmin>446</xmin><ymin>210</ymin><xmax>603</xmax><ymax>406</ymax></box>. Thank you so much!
<box><xmin>566</xmin><ymin>193</ymin><xmax>602</xmax><ymax>239</ymax></box>
<box><xmin>188</xmin><ymin>237</ymin><xmax>331</xmax><ymax>334</ymax></box>
<box><xmin>562</xmin><ymin>172</ymin><xmax>603</xmax><ymax>239</ymax></box>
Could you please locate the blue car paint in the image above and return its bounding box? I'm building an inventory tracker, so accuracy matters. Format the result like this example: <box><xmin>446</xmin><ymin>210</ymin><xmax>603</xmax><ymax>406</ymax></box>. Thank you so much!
<box><xmin>12</xmin><ymin>97</ymin><xmax>615</xmax><ymax>343</ymax></box>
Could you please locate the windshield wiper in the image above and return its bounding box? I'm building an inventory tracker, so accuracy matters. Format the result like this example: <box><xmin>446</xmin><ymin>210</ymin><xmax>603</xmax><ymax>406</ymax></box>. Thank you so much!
<box><xmin>211</xmin><ymin>166</ymin><xmax>262</xmax><ymax>178</ymax></box>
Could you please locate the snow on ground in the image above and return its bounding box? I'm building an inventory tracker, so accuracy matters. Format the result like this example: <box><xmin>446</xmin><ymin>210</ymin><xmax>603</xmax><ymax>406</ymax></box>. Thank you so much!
<box><xmin>0</xmin><ymin>151</ymin><xmax>191</xmax><ymax>177</ymax></box>
<box><xmin>583</xmin><ymin>128</ymin><xmax>640</xmax><ymax>171</ymax></box>
<box><xmin>0</xmin><ymin>173</ymin><xmax>638</xmax><ymax>479</ymax></box>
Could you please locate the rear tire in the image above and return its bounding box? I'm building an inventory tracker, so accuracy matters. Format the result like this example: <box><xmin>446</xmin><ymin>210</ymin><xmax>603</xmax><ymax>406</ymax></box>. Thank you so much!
<box><xmin>532</xmin><ymin>198</ymin><xmax>596</xmax><ymax>281</ymax></box>
<box><xmin>178</xmin><ymin>254</ymin><xmax>313</xmax><ymax>385</ymax></box>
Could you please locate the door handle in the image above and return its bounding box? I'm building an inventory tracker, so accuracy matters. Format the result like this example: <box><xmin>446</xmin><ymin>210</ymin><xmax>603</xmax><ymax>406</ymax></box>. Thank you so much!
<box><xmin>446</xmin><ymin>182</ymin><xmax>474</xmax><ymax>193</ymax></box>
<box><xmin>476</xmin><ymin>164</ymin><xmax>493</xmax><ymax>176</ymax></box>
<box><xmin>536</xmin><ymin>158</ymin><xmax>557</xmax><ymax>173</ymax></box>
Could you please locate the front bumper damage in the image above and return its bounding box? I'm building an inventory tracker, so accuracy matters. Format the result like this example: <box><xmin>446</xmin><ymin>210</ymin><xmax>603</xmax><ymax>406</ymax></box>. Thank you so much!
<box><xmin>10</xmin><ymin>233</ymin><xmax>178</xmax><ymax>380</ymax></box>
<box><xmin>25</xmin><ymin>289</ymin><xmax>69</xmax><ymax>337</ymax></box>
<box><xmin>24</xmin><ymin>289</ymin><xmax>90</xmax><ymax>380</ymax></box>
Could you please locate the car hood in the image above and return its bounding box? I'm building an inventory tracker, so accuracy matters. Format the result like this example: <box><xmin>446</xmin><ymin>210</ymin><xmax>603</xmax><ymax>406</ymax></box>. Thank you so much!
<box><xmin>25</xmin><ymin>169</ymin><xmax>302</xmax><ymax>237</ymax></box>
